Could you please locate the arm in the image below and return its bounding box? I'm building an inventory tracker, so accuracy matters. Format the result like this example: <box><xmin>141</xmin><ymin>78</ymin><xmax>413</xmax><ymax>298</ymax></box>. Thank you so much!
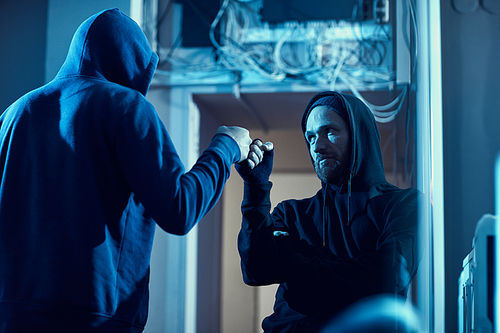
<box><xmin>236</xmin><ymin>141</ymin><xmax>289</xmax><ymax>285</ymax></box>
<box><xmin>115</xmin><ymin>101</ymin><xmax>250</xmax><ymax>235</ymax></box>
<box><xmin>237</xmin><ymin>182</ymin><xmax>291</xmax><ymax>286</ymax></box>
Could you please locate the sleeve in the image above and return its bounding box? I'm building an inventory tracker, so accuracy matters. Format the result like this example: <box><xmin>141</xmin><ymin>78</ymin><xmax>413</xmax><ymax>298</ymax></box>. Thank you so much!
<box><xmin>281</xmin><ymin>189</ymin><xmax>420</xmax><ymax>320</ymax></box>
<box><xmin>115</xmin><ymin>101</ymin><xmax>240</xmax><ymax>235</ymax></box>
<box><xmin>237</xmin><ymin>181</ymin><xmax>293</xmax><ymax>286</ymax></box>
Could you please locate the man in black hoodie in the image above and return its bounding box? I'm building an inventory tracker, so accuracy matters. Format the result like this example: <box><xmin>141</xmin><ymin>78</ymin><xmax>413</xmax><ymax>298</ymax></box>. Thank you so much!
<box><xmin>236</xmin><ymin>91</ymin><xmax>420</xmax><ymax>332</ymax></box>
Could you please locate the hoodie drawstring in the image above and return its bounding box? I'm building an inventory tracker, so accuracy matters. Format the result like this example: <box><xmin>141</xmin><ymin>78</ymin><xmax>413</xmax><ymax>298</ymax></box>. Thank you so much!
<box><xmin>322</xmin><ymin>185</ymin><xmax>327</xmax><ymax>246</ymax></box>
<box><xmin>347</xmin><ymin>171</ymin><xmax>353</xmax><ymax>226</ymax></box>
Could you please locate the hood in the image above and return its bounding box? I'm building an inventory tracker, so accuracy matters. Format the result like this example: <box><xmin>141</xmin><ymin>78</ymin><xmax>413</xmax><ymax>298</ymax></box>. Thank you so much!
<box><xmin>56</xmin><ymin>8</ymin><xmax>159</xmax><ymax>96</ymax></box>
<box><xmin>301</xmin><ymin>91</ymin><xmax>388</xmax><ymax>192</ymax></box>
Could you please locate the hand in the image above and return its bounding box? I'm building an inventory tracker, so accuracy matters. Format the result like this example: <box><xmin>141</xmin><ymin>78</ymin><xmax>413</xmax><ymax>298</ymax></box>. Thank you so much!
<box><xmin>215</xmin><ymin>126</ymin><xmax>252</xmax><ymax>162</ymax></box>
<box><xmin>235</xmin><ymin>139</ymin><xmax>274</xmax><ymax>184</ymax></box>
<box><xmin>247</xmin><ymin>139</ymin><xmax>274</xmax><ymax>170</ymax></box>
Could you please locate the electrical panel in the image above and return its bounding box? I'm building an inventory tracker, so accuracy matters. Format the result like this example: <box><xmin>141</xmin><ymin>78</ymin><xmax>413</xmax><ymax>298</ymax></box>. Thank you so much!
<box><xmin>260</xmin><ymin>0</ymin><xmax>373</xmax><ymax>23</ymax></box>
<box><xmin>181</xmin><ymin>0</ymin><xmax>220</xmax><ymax>47</ymax></box>
<box><xmin>164</xmin><ymin>0</ymin><xmax>412</xmax><ymax>117</ymax></box>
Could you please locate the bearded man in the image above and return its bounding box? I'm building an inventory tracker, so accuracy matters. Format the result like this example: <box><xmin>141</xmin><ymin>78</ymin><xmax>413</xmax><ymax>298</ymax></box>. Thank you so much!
<box><xmin>235</xmin><ymin>91</ymin><xmax>420</xmax><ymax>332</ymax></box>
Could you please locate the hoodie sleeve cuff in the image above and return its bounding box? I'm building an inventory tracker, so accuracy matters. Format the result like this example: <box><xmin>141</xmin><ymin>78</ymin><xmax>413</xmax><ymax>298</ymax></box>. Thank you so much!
<box><xmin>208</xmin><ymin>133</ymin><xmax>241</xmax><ymax>165</ymax></box>
<box><xmin>242</xmin><ymin>182</ymin><xmax>273</xmax><ymax>205</ymax></box>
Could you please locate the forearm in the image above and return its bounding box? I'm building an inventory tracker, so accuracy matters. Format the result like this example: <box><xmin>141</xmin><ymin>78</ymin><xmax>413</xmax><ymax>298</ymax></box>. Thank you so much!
<box><xmin>237</xmin><ymin>182</ymin><xmax>288</xmax><ymax>285</ymax></box>
<box><xmin>154</xmin><ymin>134</ymin><xmax>240</xmax><ymax>234</ymax></box>
<box><xmin>117</xmin><ymin>109</ymin><xmax>240</xmax><ymax>234</ymax></box>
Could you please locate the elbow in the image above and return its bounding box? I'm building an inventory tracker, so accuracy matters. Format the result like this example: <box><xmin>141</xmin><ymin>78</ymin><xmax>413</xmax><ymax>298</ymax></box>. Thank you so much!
<box><xmin>242</xmin><ymin>275</ymin><xmax>260</xmax><ymax>287</ymax></box>
<box><xmin>165</xmin><ymin>223</ymin><xmax>194</xmax><ymax>236</ymax></box>
<box><xmin>241</xmin><ymin>268</ymin><xmax>257</xmax><ymax>286</ymax></box>
<box><xmin>168</xmin><ymin>226</ymin><xmax>191</xmax><ymax>236</ymax></box>
<box><xmin>240</xmin><ymin>265</ymin><xmax>263</xmax><ymax>286</ymax></box>
<box><xmin>241</xmin><ymin>266</ymin><xmax>278</xmax><ymax>286</ymax></box>
<box><xmin>155</xmin><ymin>213</ymin><xmax>196</xmax><ymax>236</ymax></box>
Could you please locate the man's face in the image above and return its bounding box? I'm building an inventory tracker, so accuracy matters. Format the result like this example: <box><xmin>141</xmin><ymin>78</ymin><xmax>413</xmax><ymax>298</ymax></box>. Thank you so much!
<box><xmin>305</xmin><ymin>106</ymin><xmax>351</xmax><ymax>186</ymax></box>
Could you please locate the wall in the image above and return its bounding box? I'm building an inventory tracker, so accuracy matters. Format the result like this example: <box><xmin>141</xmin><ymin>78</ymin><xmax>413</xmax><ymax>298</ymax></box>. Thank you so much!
<box><xmin>0</xmin><ymin>0</ymin><xmax>48</xmax><ymax>113</ymax></box>
<box><xmin>441</xmin><ymin>2</ymin><xmax>500</xmax><ymax>332</ymax></box>
<box><xmin>45</xmin><ymin>0</ymin><xmax>132</xmax><ymax>82</ymax></box>
<box><xmin>0</xmin><ymin>0</ymin><xmax>135</xmax><ymax>113</ymax></box>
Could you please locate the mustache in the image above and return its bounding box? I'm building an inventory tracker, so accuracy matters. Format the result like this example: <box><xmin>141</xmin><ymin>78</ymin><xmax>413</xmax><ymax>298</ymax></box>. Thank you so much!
<box><xmin>315</xmin><ymin>154</ymin><xmax>335</xmax><ymax>161</ymax></box>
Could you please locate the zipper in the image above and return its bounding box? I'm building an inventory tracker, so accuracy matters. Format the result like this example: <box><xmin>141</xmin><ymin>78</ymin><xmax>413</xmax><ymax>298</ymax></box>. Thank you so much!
<box><xmin>322</xmin><ymin>185</ymin><xmax>327</xmax><ymax>246</ymax></box>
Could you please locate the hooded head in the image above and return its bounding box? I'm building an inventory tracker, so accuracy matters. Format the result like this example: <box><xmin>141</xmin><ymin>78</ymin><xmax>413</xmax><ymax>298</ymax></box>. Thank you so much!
<box><xmin>301</xmin><ymin>91</ymin><xmax>387</xmax><ymax>191</ymax></box>
<box><xmin>56</xmin><ymin>8</ymin><xmax>159</xmax><ymax>96</ymax></box>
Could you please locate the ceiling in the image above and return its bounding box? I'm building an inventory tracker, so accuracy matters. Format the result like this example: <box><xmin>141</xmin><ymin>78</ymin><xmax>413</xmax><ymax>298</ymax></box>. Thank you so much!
<box><xmin>192</xmin><ymin>91</ymin><xmax>319</xmax><ymax>132</ymax></box>
<box><xmin>192</xmin><ymin>90</ymin><xmax>409</xmax><ymax>132</ymax></box>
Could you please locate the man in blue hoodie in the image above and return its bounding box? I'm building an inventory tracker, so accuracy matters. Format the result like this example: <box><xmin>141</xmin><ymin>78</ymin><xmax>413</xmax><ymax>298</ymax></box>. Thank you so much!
<box><xmin>0</xmin><ymin>8</ymin><xmax>259</xmax><ymax>333</ymax></box>
<box><xmin>236</xmin><ymin>91</ymin><xmax>420</xmax><ymax>332</ymax></box>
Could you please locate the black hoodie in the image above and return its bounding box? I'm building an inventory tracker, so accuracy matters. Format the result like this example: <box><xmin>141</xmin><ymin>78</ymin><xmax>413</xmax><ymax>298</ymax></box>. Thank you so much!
<box><xmin>238</xmin><ymin>91</ymin><xmax>420</xmax><ymax>332</ymax></box>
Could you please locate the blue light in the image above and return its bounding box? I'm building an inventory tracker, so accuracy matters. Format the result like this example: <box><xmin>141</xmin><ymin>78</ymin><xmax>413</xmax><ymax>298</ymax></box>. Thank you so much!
<box><xmin>495</xmin><ymin>153</ymin><xmax>500</xmax><ymax>333</ymax></box>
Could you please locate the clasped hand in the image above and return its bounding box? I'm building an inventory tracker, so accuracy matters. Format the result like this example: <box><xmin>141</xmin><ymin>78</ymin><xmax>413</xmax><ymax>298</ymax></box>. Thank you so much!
<box><xmin>246</xmin><ymin>139</ymin><xmax>273</xmax><ymax>169</ymax></box>
<box><xmin>234</xmin><ymin>138</ymin><xmax>274</xmax><ymax>184</ymax></box>
<box><xmin>214</xmin><ymin>126</ymin><xmax>273</xmax><ymax>182</ymax></box>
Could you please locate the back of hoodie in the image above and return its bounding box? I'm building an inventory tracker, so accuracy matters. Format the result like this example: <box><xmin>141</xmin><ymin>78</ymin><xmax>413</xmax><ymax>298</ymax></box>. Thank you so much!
<box><xmin>0</xmin><ymin>8</ymin><xmax>239</xmax><ymax>332</ymax></box>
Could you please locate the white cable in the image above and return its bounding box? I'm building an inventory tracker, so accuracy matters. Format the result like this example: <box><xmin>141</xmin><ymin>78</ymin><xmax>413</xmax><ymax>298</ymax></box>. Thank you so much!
<box><xmin>273</xmin><ymin>24</ymin><xmax>318</xmax><ymax>76</ymax></box>
<box><xmin>339</xmin><ymin>74</ymin><xmax>407</xmax><ymax>123</ymax></box>
<box><xmin>329</xmin><ymin>49</ymin><xmax>349</xmax><ymax>91</ymax></box>
<box><xmin>210</xmin><ymin>0</ymin><xmax>230</xmax><ymax>49</ymax></box>
<box><xmin>164</xmin><ymin>0</ymin><xmax>418</xmax><ymax>125</ymax></box>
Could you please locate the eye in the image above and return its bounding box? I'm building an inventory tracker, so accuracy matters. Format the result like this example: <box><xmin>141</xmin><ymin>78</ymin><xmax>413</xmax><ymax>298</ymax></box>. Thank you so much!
<box><xmin>328</xmin><ymin>132</ymin><xmax>338</xmax><ymax>141</ymax></box>
<box><xmin>307</xmin><ymin>135</ymin><xmax>316</xmax><ymax>144</ymax></box>
<box><xmin>327</xmin><ymin>130</ymin><xmax>337</xmax><ymax>137</ymax></box>
<box><xmin>326</xmin><ymin>128</ymin><xmax>340</xmax><ymax>141</ymax></box>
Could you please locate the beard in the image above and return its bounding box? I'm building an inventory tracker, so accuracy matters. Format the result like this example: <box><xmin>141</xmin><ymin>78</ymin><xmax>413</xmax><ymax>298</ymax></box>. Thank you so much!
<box><xmin>313</xmin><ymin>153</ymin><xmax>350</xmax><ymax>186</ymax></box>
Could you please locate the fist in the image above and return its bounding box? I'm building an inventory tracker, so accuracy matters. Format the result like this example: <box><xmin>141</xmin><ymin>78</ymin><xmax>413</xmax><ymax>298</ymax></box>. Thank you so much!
<box><xmin>216</xmin><ymin>126</ymin><xmax>252</xmax><ymax>162</ymax></box>
<box><xmin>247</xmin><ymin>139</ymin><xmax>274</xmax><ymax>169</ymax></box>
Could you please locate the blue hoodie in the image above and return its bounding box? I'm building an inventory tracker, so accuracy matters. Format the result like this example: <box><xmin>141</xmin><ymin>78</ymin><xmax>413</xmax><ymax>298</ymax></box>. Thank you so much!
<box><xmin>0</xmin><ymin>8</ymin><xmax>239</xmax><ymax>332</ymax></box>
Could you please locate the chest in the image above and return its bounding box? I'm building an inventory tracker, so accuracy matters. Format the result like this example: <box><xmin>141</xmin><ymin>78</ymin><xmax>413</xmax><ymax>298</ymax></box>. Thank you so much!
<box><xmin>287</xmin><ymin>198</ymin><xmax>385</xmax><ymax>258</ymax></box>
